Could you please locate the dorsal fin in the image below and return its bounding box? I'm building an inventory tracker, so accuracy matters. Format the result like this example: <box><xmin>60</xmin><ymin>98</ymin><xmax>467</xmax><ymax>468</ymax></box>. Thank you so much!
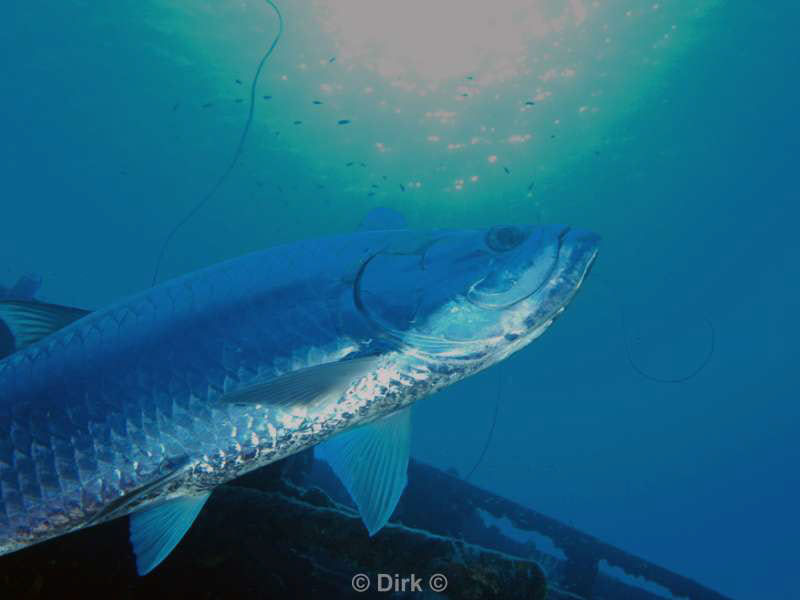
<box><xmin>0</xmin><ymin>300</ymin><xmax>91</xmax><ymax>358</ymax></box>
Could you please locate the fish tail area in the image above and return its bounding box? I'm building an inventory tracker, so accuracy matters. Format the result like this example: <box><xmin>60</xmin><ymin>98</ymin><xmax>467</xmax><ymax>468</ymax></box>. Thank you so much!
<box><xmin>0</xmin><ymin>274</ymin><xmax>43</xmax><ymax>357</ymax></box>
<box><xmin>0</xmin><ymin>312</ymin><xmax>13</xmax><ymax>359</ymax></box>
<box><xmin>0</xmin><ymin>299</ymin><xmax>91</xmax><ymax>360</ymax></box>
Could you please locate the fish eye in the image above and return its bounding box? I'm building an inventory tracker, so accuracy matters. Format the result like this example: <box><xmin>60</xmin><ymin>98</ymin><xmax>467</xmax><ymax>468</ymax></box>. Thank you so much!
<box><xmin>486</xmin><ymin>226</ymin><xmax>528</xmax><ymax>253</ymax></box>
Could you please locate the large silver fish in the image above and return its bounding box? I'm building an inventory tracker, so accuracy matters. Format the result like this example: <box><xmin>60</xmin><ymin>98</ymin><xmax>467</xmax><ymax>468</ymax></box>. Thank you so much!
<box><xmin>0</xmin><ymin>215</ymin><xmax>598</xmax><ymax>574</ymax></box>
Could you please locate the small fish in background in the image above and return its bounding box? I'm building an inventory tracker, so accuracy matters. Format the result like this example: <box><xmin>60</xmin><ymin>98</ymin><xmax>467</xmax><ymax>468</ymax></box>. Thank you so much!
<box><xmin>371</xmin><ymin>184</ymin><xmax>379</xmax><ymax>189</ymax></box>
<box><xmin>337</xmin><ymin>119</ymin><xmax>351</xmax><ymax>125</ymax></box>
<box><xmin>293</xmin><ymin>120</ymin><xmax>302</xmax><ymax>125</ymax></box>
<box><xmin>461</xmin><ymin>93</ymin><xmax>469</xmax><ymax>97</ymax></box>
<box><xmin>382</xmin><ymin>175</ymin><xmax>388</xmax><ymax>181</ymax></box>
<box><xmin>172</xmin><ymin>103</ymin><xmax>180</xmax><ymax>112</ymax></box>
<box><xmin>466</xmin><ymin>75</ymin><xmax>474</xmax><ymax>80</ymax></box>
<box><xmin>527</xmin><ymin>181</ymin><xmax>535</xmax><ymax>192</ymax></box>
<box><xmin>359</xmin><ymin>162</ymin><xmax>366</xmax><ymax>168</ymax></box>
<box><xmin>201</xmin><ymin>102</ymin><xmax>213</xmax><ymax>109</ymax></box>
<box><xmin>235</xmin><ymin>79</ymin><xmax>243</xmax><ymax>85</ymax></box>
<box><xmin>400</xmin><ymin>183</ymin><xmax>406</xmax><ymax>192</ymax></box>
<box><xmin>328</xmin><ymin>56</ymin><xmax>336</xmax><ymax>63</ymax></box>
<box><xmin>312</xmin><ymin>100</ymin><xmax>323</xmax><ymax>105</ymax></box>
<box><xmin>524</xmin><ymin>100</ymin><xmax>535</xmax><ymax>107</ymax></box>
<box><xmin>263</xmin><ymin>95</ymin><xmax>272</xmax><ymax>100</ymax></box>
<box><xmin>235</xmin><ymin>98</ymin><xmax>244</xmax><ymax>103</ymax></box>
<box><xmin>346</xmin><ymin>161</ymin><xmax>354</xmax><ymax>167</ymax></box>
<box><xmin>504</xmin><ymin>166</ymin><xmax>511</xmax><ymax>175</ymax></box>
<box><xmin>367</xmin><ymin>192</ymin><xmax>375</xmax><ymax>197</ymax></box>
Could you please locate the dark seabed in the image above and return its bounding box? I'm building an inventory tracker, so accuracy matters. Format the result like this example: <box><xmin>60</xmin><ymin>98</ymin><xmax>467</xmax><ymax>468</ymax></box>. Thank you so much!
<box><xmin>1</xmin><ymin>1</ymin><xmax>798</xmax><ymax>599</ymax></box>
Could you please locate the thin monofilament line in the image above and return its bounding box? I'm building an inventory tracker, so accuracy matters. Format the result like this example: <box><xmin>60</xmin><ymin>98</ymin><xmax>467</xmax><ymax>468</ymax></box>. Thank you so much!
<box><xmin>151</xmin><ymin>0</ymin><xmax>284</xmax><ymax>287</ymax></box>
<box><xmin>620</xmin><ymin>305</ymin><xmax>716</xmax><ymax>383</ymax></box>
<box><xmin>465</xmin><ymin>370</ymin><xmax>502</xmax><ymax>482</ymax></box>
<box><xmin>598</xmin><ymin>277</ymin><xmax>715</xmax><ymax>383</ymax></box>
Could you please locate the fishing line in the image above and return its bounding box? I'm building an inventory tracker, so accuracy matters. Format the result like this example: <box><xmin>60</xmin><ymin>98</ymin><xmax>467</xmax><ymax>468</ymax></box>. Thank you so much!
<box><xmin>151</xmin><ymin>0</ymin><xmax>284</xmax><ymax>286</ymax></box>
<box><xmin>620</xmin><ymin>304</ymin><xmax>715</xmax><ymax>383</ymax></box>
<box><xmin>465</xmin><ymin>369</ymin><xmax>502</xmax><ymax>482</ymax></box>
<box><xmin>598</xmin><ymin>278</ymin><xmax>715</xmax><ymax>383</ymax></box>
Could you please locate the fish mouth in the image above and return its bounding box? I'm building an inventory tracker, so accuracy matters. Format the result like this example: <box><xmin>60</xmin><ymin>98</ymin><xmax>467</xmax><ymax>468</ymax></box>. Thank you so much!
<box><xmin>519</xmin><ymin>226</ymin><xmax>599</xmax><ymax>331</ymax></box>
<box><xmin>351</xmin><ymin>226</ymin><xmax>599</xmax><ymax>358</ymax></box>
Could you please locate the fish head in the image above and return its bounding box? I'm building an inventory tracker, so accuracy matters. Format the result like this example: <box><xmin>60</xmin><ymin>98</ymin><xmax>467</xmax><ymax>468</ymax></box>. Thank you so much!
<box><xmin>355</xmin><ymin>224</ymin><xmax>599</xmax><ymax>362</ymax></box>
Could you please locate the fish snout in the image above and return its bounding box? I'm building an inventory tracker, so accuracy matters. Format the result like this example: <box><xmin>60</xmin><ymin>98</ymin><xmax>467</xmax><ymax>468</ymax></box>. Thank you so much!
<box><xmin>558</xmin><ymin>226</ymin><xmax>601</xmax><ymax>271</ymax></box>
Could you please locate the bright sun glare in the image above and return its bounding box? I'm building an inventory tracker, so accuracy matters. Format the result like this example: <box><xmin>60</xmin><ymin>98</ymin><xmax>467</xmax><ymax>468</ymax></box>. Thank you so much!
<box><xmin>315</xmin><ymin>0</ymin><xmax>588</xmax><ymax>86</ymax></box>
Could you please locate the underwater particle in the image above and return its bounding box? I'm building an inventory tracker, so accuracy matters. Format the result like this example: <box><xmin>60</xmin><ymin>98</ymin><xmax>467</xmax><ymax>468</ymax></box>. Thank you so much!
<box><xmin>201</xmin><ymin>102</ymin><xmax>213</xmax><ymax>109</ymax></box>
<box><xmin>235</xmin><ymin>79</ymin><xmax>243</xmax><ymax>85</ymax></box>
<box><xmin>337</xmin><ymin>119</ymin><xmax>351</xmax><ymax>125</ymax></box>
<box><xmin>399</xmin><ymin>184</ymin><xmax>406</xmax><ymax>192</ymax></box>
<box><xmin>504</xmin><ymin>167</ymin><xmax>511</xmax><ymax>174</ymax></box>
<box><xmin>312</xmin><ymin>100</ymin><xmax>323</xmax><ymax>105</ymax></box>
<box><xmin>488</xmin><ymin>155</ymin><xmax>498</xmax><ymax>164</ymax></box>
<box><xmin>470</xmin><ymin>175</ymin><xmax>479</xmax><ymax>182</ymax></box>
<box><xmin>263</xmin><ymin>95</ymin><xmax>272</xmax><ymax>100</ymax></box>
<box><xmin>293</xmin><ymin>120</ymin><xmax>302</xmax><ymax>125</ymax></box>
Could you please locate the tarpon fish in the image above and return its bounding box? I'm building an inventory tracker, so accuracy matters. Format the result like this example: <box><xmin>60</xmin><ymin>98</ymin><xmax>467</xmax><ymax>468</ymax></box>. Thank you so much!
<box><xmin>0</xmin><ymin>212</ymin><xmax>598</xmax><ymax>574</ymax></box>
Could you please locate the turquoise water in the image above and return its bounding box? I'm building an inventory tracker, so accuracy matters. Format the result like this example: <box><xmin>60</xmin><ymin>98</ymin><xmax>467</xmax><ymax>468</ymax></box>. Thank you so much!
<box><xmin>2</xmin><ymin>1</ymin><xmax>798</xmax><ymax>598</ymax></box>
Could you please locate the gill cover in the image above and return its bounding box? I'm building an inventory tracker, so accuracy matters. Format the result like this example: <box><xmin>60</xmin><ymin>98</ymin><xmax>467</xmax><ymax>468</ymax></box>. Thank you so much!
<box><xmin>355</xmin><ymin>231</ymin><xmax>499</xmax><ymax>353</ymax></box>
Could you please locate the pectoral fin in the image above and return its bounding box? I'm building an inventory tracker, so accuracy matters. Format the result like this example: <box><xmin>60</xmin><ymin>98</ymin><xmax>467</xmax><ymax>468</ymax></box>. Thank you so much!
<box><xmin>129</xmin><ymin>493</ymin><xmax>211</xmax><ymax>575</ymax></box>
<box><xmin>219</xmin><ymin>356</ymin><xmax>378</xmax><ymax>408</ymax></box>
<box><xmin>0</xmin><ymin>300</ymin><xmax>90</xmax><ymax>357</ymax></box>
<box><xmin>315</xmin><ymin>407</ymin><xmax>411</xmax><ymax>535</ymax></box>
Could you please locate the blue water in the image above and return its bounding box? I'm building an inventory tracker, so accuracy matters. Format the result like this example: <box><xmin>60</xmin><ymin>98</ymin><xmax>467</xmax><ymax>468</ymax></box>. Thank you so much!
<box><xmin>2</xmin><ymin>1</ymin><xmax>798</xmax><ymax>598</ymax></box>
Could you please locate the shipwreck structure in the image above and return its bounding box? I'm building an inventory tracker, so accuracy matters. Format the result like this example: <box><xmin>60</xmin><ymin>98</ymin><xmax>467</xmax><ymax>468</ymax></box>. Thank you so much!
<box><xmin>0</xmin><ymin>450</ymin><xmax>730</xmax><ymax>599</ymax></box>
